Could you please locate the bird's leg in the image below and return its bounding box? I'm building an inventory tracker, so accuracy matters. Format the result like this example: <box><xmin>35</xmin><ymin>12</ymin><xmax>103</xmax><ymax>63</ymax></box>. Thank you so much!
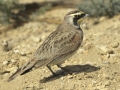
<box><xmin>47</xmin><ymin>65</ymin><xmax>57</xmax><ymax>76</ymax></box>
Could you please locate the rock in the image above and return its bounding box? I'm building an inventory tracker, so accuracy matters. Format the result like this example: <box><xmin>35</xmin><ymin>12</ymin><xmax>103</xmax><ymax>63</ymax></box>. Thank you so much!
<box><xmin>92</xmin><ymin>80</ymin><xmax>97</xmax><ymax>86</ymax></box>
<box><xmin>81</xmin><ymin>23</ymin><xmax>89</xmax><ymax>29</ymax></box>
<box><xmin>19</xmin><ymin>60</ymin><xmax>25</xmax><ymax>67</ymax></box>
<box><xmin>13</xmin><ymin>49</ymin><xmax>20</xmax><ymax>53</ymax></box>
<box><xmin>68</xmin><ymin>75</ymin><xmax>73</xmax><ymax>79</ymax></box>
<box><xmin>20</xmin><ymin>51</ymin><xmax>26</xmax><ymax>56</ymax></box>
<box><xmin>11</xmin><ymin>59</ymin><xmax>16</xmax><ymax>63</ymax></box>
<box><xmin>111</xmin><ymin>42</ymin><xmax>119</xmax><ymax>48</ymax></box>
<box><xmin>41</xmin><ymin>33</ymin><xmax>49</xmax><ymax>41</ymax></box>
<box><xmin>96</xmin><ymin>85</ymin><xmax>105</xmax><ymax>89</ymax></box>
<box><xmin>19</xmin><ymin>57</ymin><xmax>28</xmax><ymax>67</ymax></box>
<box><xmin>41</xmin><ymin>35</ymin><xmax>46</xmax><ymax>40</ymax></box>
<box><xmin>106</xmin><ymin>53</ymin><xmax>110</xmax><ymax>58</ymax></box>
<box><xmin>3</xmin><ymin>73</ymin><xmax>9</xmax><ymax>77</ymax></box>
<box><xmin>97</xmin><ymin>46</ymin><xmax>114</xmax><ymax>55</ymax></box>
<box><xmin>6</xmin><ymin>67</ymin><xmax>18</xmax><ymax>73</ymax></box>
<box><xmin>3</xmin><ymin>61</ymin><xmax>9</xmax><ymax>65</ymax></box>
<box><xmin>60</xmin><ymin>77</ymin><xmax>64</xmax><ymax>80</ymax></box>
<box><xmin>99</xmin><ymin>16</ymin><xmax>106</xmax><ymax>22</ymax></box>
<box><xmin>31</xmin><ymin>36</ymin><xmax>41</xmax><ymax>43</ymax></box>
<box><xmin>2</xmin><ymin>40</ymin><xmax>12</xmax><ymax>51</ymax></box>
<box><xmin>2</xmin><ymin>40</ymin><xmax>8</xmax><ymax>47</ymax></box>
<box><xmin>77</xmin><ymin>49</ymin><xmax>85</xmax><ymax>54</ymax></box>
<box><xmin>104</xmin><ymin>81</ymin><xmax>110</xmax><ymax>86</ymax></box>
<box><xmin>102</xmin><ymin>61</ymin><xmax>110</xmax><ymax>64</ymax></box>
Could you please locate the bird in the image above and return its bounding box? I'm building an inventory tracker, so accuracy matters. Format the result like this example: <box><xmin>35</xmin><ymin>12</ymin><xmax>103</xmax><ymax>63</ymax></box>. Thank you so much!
<box><xmin>7</xmin><ymin>10</ymin><xmax>88</xmax><ymax>82</ymax></box>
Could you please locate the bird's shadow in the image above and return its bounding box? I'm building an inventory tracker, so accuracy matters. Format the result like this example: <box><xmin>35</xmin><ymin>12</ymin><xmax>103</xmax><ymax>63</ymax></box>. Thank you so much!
<box><xmin>40</xmin><ymin>64</ymin><xmax>100</xmax><ymax>83</ymax></box>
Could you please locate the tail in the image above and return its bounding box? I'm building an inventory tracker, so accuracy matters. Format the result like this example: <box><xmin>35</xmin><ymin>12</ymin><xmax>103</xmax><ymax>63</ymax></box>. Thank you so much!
<box><xmin>7</xmin><ymin>59</ymin><xmax>36</xmax><ymax>82</ymax></box>
<box><xmin>7</xmin><ymin>68</ymin><xmax>24</xmax><ymax>82</ymax></box>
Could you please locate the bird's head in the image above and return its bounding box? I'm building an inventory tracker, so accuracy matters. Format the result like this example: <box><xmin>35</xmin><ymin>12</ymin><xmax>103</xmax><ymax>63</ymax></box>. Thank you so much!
<box><xmin>64</xmin><ymin>10</ymin><xmax>88</xmax><ymax>28</ymax></box>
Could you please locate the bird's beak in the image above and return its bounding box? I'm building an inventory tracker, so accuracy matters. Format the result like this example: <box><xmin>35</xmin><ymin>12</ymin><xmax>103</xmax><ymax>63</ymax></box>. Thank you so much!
<box><xmin>77</xmin><ymin>14</ymin><xmax>89</xmax><ymax>24</ymax></box>
<box><xmin>77</xmin><ymin>13</ymin><xmax>89</xmax><ymax>26</ymax></box>
<box><xmin>84</xmin><ymin>14</ymin><xmax>89</xmax><ymax>18</ymax></box>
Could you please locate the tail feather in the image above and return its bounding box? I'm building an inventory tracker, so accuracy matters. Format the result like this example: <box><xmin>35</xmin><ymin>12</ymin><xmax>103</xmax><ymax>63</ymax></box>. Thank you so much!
<box><xmin>7</xmin><ymin>68</ymin><xmax>22</xmax><ymax>82</ymax></box>
<box><xmin>7</xmin><ymin>58</ymin><xmax>49</xmax><ymax>82</ymax></box>
<box><xmin>7</xmin><ymin>60</ymin><xmax>36</xmax><ymax>82</ymax></box>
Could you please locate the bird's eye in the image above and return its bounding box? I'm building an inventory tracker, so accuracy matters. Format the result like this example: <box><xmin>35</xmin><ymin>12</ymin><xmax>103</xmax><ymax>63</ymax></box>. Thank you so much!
<box><xmin>81</xmin><ymin>13</ymin><xmax>85</xmax><ymax>17</ymax></box>
<box><xmin>74</xmin><ymin>15</ymin><xmax>78</xmax><ymax>18</ymax></box>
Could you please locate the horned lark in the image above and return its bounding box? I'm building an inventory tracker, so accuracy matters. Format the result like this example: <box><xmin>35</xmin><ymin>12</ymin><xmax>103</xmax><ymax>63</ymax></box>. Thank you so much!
<box><xmin>7</xmin><ymin>10</ymin><xmax>87</xmax><ymax>82</ymax></box>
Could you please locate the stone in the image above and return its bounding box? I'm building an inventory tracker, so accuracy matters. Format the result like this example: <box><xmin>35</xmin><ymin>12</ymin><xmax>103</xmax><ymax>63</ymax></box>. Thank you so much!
<box><xmin>6</xmin><ymin>67</ymin><xmax>18</xmax><ymax>73</ymax></box>
<box><xmin>13</xmin><ymin>49</ymin><xmax>20</xmax><ymax>53</ymax></box>
<box><xmin>68</xmin><ymin>75</ymin><xmax>73</xmax><ymax>79</ymax></box>
<box><xmin>31</xmin><ymin>36</ymin><xmax>41</xmax><ymax>43</ymax></box>
<box><xmin>11</xmin><ymin>59</ymin><xmax>16</xmax><ymax>63</ymax></box>
<box><xmin>104</xmin><ymin>81</ymin><xmax>110</xmax><ymax>86</ymax></box>
<box><xmin>97</xmin><ymin>46</ymin><xmax>114</xmax><ymax>55</ymax></box>
<box><xmin>3</xmin><ymin>61</ymin><xmax>9</xmax><ymax>65</ymax></box>
<box><xmin>112</xmin><ymin>42</ymin><xmax>119</xmax><ymax>48</ymax></box>
<box><xmin>20</xmin><ymin>51</ymin><xmax>26</xmax><ymax>56</ymax></box>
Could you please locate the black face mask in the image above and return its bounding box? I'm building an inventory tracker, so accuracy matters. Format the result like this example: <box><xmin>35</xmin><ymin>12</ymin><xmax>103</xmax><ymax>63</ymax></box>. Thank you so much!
<box><xmin>73</xmin><ymin>13</ymin><xmax>86</xmax><ymax>26</ymax></box>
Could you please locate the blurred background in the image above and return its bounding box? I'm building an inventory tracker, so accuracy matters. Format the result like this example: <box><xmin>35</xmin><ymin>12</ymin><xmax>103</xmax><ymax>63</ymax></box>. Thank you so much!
<box><xmin>0</xmin><ymin>0</ymin><xmax>120</xmax><ymax>90</ymax></box>
<box><xmin>0</xmin><ymin>0</ymin><xmax>120</xmax><ymax>25</ymax></box>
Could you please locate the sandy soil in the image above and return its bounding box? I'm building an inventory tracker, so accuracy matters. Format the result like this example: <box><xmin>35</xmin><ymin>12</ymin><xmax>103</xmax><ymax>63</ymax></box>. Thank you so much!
<box><xmin>0</xmin><ymin>7</ymin><xmax>120</xmax><ymax>90</ymax></box>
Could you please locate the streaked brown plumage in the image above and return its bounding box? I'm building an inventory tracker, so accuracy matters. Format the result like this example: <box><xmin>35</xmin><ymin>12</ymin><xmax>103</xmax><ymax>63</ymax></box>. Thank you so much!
<box><xmin>7</xmin><ymin>10</ymin><xmax>87</xmax><ymax>82</ymax></box>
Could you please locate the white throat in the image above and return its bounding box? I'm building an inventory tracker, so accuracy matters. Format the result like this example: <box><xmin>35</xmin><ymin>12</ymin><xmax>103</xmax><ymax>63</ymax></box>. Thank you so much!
<box><xmin>68</xmin><ymin>17</ymin><xmax>80</xmax><ymax>28</ymax></box>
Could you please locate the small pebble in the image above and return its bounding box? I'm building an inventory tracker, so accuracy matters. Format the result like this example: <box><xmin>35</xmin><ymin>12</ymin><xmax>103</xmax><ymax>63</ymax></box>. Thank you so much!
<box><xmin>77</xmin><ymin>49</ymin><xmax>85</xmax><ymax>53</ymax></box>
<box><xmin>92</xmin><ymin>80</ymin><xmax>97</xmax><ymax>85</ymax></box>
<box><xmin>68</xmin><ymin>75</ymin><xmax>73</xmax><ymax>79</ymax></box>
<box><xmin>112</xmin><ymin>42</ymin><xmax>119</xmax><ymax>48</ymax></box>
<box><xmin>13</xmin><ymin>49</ymin><xmax>19</xmax><ymax>53</ymax></box>
<box><xmin>11</xmin><ymin>59</ymin><xmax>16</xmax><ymax>63</ymax></box>
<box><xmin>102</xmin><ymin>61</ymin><xmax>110</xmax><ymax>64</ymax></box>
<box><xmin>31</xmin><ymin>36</ymin><xmax>41</xmax><ymax>43</ymax></box>
<box><xmin>99</xmin><ymin>16</ymin><xmax>106</xmax><ymax>21</ymax></box>
<box><xmin>3</xmin><ymin>73</ymin><xmax>9</xmax><ymax>77</ymax></box>
<box><xmin>20</xmin><ymin>51</ymin><xmax>26</xmax><ymax>56</ymax></box>
<box><xmin>2</xmin><ymin>40</ymin><xmax>13</xmax><ymax>51</ymax></box>
<box><xmin>104</xmin><ymin>81</ymin><xmax>110</xmax><ymax>86</ymax></box>
<box><xmin>3</xmin><ymin>61</ymin><xmax>9</xmax><ymax>65</ymax></box>
<box><xmin>97</xmin><ymin>46</ymin><xmax>114</xmax><ymax>54</ymax></box>
<box><xmin>106</xmin><ymin>53</ymin><xmax>110</xmax><ymax>58</ymax></box>
<box><xmin>2</xmin><ymin>40</ymin><xmax>8</xmax><ymax>47</ymax></box>
<box><xmin>60</xmin><ymin>77</ymin><xmax>64</xmax><ymax>80</ymax></box>
<box><xmin>19</xmin><ymin>59</ymin><xmax>26</xmax><ymax>67</ymax></box>
<box><xmin>6</xmin><ymin>67</ymin><xmax>18</xmax><ymax>73</ymax></box>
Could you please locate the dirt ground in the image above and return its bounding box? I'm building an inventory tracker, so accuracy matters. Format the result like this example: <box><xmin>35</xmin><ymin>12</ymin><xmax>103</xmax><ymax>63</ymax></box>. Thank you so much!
<box><xmin>0</xmin><ymin>7</ymin><xmax>120</xmax><ymax>90</ymax></box>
